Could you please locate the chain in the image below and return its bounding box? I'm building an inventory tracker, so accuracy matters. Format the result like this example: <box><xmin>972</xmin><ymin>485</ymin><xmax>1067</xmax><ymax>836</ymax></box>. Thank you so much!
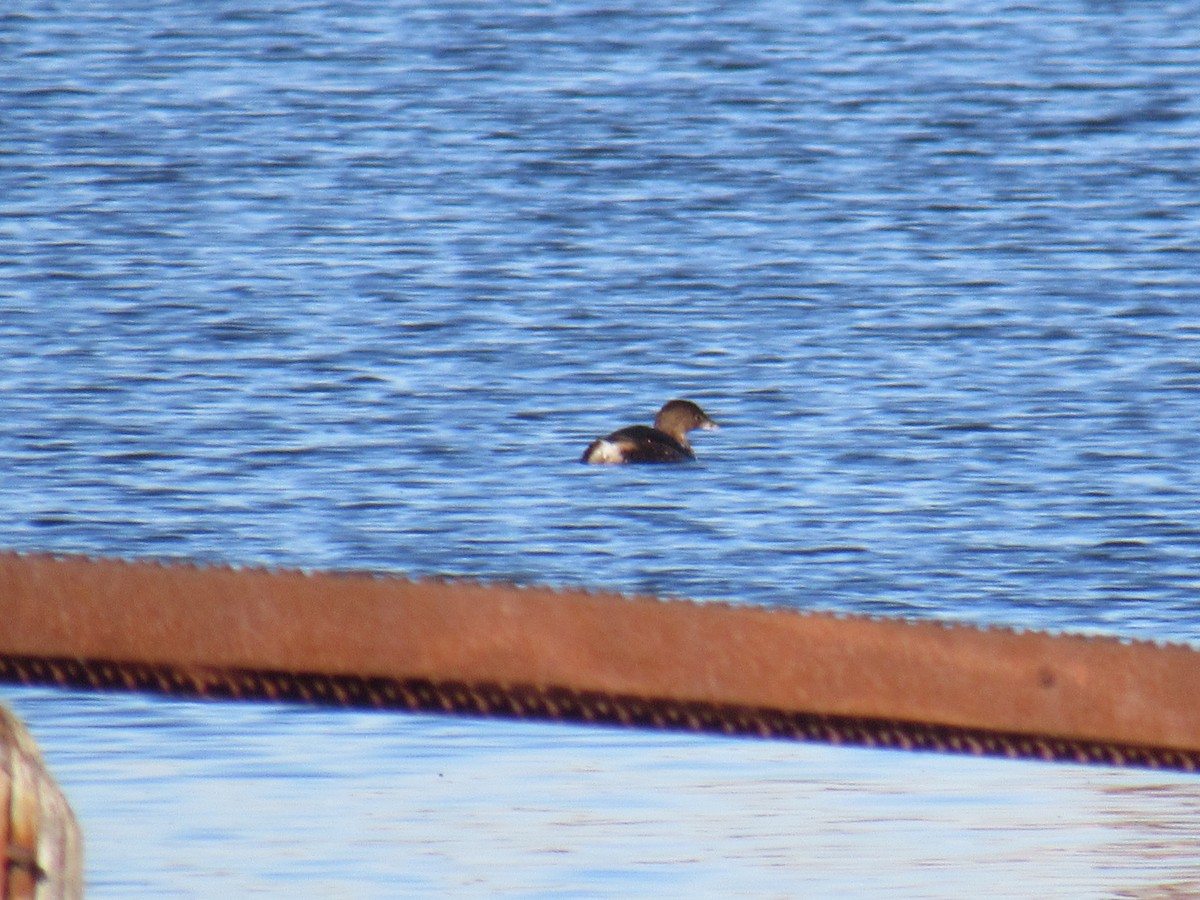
<box><xmin>3</xmin><ymin>653</ymin><xmax>1197</xmax><ymax>771</ymax></box>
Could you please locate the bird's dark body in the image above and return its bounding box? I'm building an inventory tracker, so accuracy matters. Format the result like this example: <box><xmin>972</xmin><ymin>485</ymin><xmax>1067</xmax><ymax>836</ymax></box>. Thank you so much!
<box><xmin>580</xmin><ymin>399</ymin><xmax>716</xmax><ymax>465</ymax></box>
<box><xmin>580</xmin><ymin>425</ymin><xmax>696</xmax><ymax>464</ymax></box>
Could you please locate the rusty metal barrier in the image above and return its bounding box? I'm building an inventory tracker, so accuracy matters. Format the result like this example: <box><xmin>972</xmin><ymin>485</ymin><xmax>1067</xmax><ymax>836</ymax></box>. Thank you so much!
<box><xmin>2</xmin><ymin>552</ymin><xmax>1200</xmax><ymax>771</ymax></box>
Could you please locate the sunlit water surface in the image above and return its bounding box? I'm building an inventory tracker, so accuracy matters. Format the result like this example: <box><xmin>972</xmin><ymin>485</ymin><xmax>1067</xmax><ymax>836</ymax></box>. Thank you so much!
<box><xmin>4</xmin><ymin>0</ymin><xmax>1200</xmax><ymax>894</ymax></box>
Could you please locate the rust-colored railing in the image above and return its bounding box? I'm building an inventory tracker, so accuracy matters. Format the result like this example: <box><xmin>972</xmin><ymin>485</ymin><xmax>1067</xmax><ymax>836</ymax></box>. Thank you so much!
<box><xmin>1</xmin><ymin>552</ymin><xmax>1199</xmax><ymax>771</ymax></box>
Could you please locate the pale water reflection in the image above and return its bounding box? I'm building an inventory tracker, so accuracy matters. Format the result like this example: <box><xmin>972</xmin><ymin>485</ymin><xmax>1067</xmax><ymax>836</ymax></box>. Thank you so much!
<box><xmin>9</xmin><ymin>688</ymin><xmax>1200</xmax><ymax>897</ymax></box>
<box><xmin>6</xmin><ymin>0</ymin><xmax>1200</xmax><ymax>894</ymax></box>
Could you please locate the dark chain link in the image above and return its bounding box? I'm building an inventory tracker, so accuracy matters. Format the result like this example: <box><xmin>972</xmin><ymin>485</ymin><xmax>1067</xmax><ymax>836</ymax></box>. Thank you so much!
<box><xmin>3</xmin><ymin>653</ymin><xmax>1197</xmax><ymax>771</ymax></box>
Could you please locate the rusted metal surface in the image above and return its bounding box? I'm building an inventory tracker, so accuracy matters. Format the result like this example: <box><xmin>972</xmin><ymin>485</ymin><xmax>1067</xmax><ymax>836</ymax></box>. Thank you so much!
<box><xmin>0</xmin><ymin>703</ymin><xmax>83</xmax><ymax>900</ymax></box>
<box><xmin>1</xmin><ymin>552</ymin><xmax>1199</xmax><ymax>770</ymax></box>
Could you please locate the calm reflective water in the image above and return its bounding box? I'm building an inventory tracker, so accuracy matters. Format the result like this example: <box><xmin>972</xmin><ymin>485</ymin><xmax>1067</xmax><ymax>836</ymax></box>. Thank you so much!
<box><xmin>4</xmin><ymin>0</ymin><xmax>1200</xmax><ymax>894</ymax></box>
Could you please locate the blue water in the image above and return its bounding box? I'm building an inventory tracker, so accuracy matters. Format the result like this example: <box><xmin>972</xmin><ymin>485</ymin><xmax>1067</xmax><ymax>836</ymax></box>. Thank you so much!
<box><xmin>4</xmin><ymin>0</ymin><xmax>1200</xmax><ymax>895</ymax></box>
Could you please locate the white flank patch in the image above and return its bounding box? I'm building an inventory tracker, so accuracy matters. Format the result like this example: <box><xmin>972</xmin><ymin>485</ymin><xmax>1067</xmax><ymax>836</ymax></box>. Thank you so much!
<box><xmin>586</xmin><ymin>440</ymin><xmax>626</xmax><ymax>464</ymax></box>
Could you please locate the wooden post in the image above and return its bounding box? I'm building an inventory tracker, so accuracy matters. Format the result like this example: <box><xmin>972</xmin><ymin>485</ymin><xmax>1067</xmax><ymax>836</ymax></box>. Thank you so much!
<box><xmin>0</xmin><ymin>704</ymin><xmax>82</xmax><ymax>900</ymax></box>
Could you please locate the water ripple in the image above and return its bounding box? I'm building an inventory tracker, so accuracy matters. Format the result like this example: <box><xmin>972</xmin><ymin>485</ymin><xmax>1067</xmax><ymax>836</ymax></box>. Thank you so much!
<box><xmin>5</xmin><ymin>0</ymin><xmax>1200</xmax><ymax>894</ymax></box>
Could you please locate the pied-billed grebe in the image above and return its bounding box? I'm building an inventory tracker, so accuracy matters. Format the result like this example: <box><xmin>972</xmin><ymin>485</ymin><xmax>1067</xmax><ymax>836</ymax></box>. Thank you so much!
<box><xmin>580</xmin><ymin>399</ymin><xmax>719</xmax><ymax>464</ymax></box>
